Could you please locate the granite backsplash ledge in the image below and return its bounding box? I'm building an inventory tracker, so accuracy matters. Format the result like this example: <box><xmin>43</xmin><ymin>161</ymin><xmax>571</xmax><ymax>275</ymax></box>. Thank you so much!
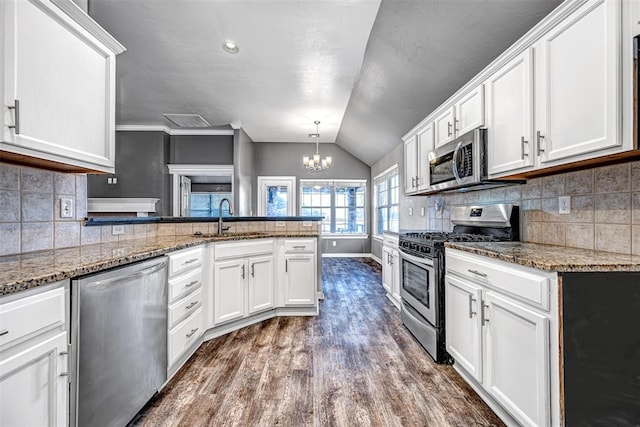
<box><xmin>426</xmin><ymin>159</ymin><xmax>640</xmax><ymax>256</ymax></box>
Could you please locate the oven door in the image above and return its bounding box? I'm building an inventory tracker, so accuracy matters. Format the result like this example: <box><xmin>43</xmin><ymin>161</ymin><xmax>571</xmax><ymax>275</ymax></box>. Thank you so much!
<box><xmin>399</xmin><ymin>250</ymin><xmax>437</xmax><ymax>326</ymax></box>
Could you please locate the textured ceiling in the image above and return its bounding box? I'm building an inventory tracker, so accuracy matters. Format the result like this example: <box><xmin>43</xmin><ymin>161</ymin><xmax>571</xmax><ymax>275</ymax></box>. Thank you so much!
<box><xmin>88</xmin><ymin>0</ymin><xmax>380</xmax><ymax>144</ymax></box>
<box><xmin>89</xmin><ymin>0</ymin><xmax>563</xmax><ymax>166</ymax></box>
<box><xmin>339</xmin><ymin>0</ymin><xmax>563</xmax><ymax>165</ymax></box>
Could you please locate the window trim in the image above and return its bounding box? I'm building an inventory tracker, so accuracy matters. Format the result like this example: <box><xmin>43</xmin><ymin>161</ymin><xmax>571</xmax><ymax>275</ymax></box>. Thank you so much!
<box><xmin>373</xmin><ymin>164</ymin><xmax>399</xmax><ymax>237</ymax></box>
<box><xmin>299</xmin><ymin>179</ymin><xmax>367</xmax><ymax>235</ymax></box>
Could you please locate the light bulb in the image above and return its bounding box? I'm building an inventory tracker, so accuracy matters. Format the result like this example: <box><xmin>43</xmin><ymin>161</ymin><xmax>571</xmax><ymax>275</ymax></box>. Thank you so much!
<box><xmin>325</xmin><ymin>156</ymin><xmax>332</xmax><ymax>166</ymax></box>
<box><xmin>322</xmin><ymin>159</ymin><xmax>328</xmax><ymax>168</ymax></box>
<box><xmin>309</xmin><ymin>159</ymin><xmax>315</xmax><ymax>168</ymax></box>
<box><xmin>303</xmin><ymin>156</ymin><xmax>309</xmax><ymax>166</ymax></box>
<box><xmin>313</xmin><ymin>154</ymin><xmax>320</xmax><ymax>163</ymax></box>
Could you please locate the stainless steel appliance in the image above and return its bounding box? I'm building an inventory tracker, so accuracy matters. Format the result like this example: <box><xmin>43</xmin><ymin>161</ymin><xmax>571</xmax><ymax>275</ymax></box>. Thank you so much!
<box><xmin>399</xmin><ymin>203</ymin><xmax>519</xmax><ymax>363</ymax></box>
<box><xmin>426</xmin><ymin>128</ymin><xmax>524</xmax><ymax>194</ymax></box>
<box><xmin>70</xmin><ymin>257</ymin><xmax>168</xmax><ymax>427</ymax></box>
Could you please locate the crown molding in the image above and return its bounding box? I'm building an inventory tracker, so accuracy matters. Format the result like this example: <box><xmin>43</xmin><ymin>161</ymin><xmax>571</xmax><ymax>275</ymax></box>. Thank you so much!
<box><xmin>115</xmin><ymin>125</ymin><xmax>235</xmax><ymax>136</ymax></box>
<box><xmin>50</xmin><ymin>0</ymin><xmax>126</xmax><ymax>54</ymax></box>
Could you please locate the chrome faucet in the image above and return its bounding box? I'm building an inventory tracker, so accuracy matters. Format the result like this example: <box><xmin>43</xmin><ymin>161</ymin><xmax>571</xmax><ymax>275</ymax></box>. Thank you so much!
<box><xmin>218</xmin><ymin>198</ymin><xmax>233</xmax><ymax>235</ymax></box>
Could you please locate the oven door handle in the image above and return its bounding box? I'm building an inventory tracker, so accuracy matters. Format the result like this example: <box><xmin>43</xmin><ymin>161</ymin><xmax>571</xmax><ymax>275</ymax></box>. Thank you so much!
<box><xmin>452</xmin><ymin>141</ymin><xmax>463</xmax><ymax>183</ymax></box>
<box><xmin>399</xmin><ymin>249</ymin><xmax>434</xmax><ymax>267</ymax></box>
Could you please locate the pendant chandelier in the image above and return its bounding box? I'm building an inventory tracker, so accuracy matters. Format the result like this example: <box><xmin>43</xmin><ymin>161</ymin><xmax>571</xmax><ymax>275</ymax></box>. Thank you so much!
<box><xmin>303</xmin><ymin>121</ymin><xmax>332</xmax><ymax>172</ymax></box>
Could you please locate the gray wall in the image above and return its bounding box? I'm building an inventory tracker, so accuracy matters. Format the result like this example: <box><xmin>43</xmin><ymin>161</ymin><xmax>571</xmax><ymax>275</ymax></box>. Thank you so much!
<box><xmin>253</xmin><ymin>142</ymin><xmax>371</xmax><ymax>254</ymax></box>
<box><xmin>370</xmin><ymin>142</ymin><xmax>429</xmax><ymax>260</ymax></box>
<box><xmin>234</xmin><ymin>129</ymin><xmax>254</xmax><ymax>216</ymax></box>
<box><xmin>170</xmin><ymin>135</ymin><xmax>234</xmax><ymax>165</ymax></box>
<box><xmin>88</xmin><ymin>131</ymin><xmax>172</xmax><ymax>216</ymax></box>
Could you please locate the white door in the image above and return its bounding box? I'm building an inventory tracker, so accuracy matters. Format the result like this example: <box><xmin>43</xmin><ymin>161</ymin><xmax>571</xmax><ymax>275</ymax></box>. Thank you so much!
<box><xmin>434</xmin><ymin>107</ymin><xmax>456</xmax><ymax>148</ymax></box>
<box><xmin>1</xmin><ymin>0</ymin><xmax>115</xmax><ymax>172</ymax></box>
<box><xmin>455</xmin><ymin>85</ymin><xmax>485</xmax><ymax>136</ymax></box>
<box><xmin>0</xmin><ymin>332</ymin><xmax>68</xmax><ymax>427</ymax></box>
<box><xmin>283</xmin><ymin>255</ymin><xmax>316</xmax><ymax>306</ymax></box>
<box><xmin>403</xmin><ymin>137</ymin><xmax>418</xmax><ymax>193</ymax></box>
<box><xmin>214</xmin><ymin>259</ymin><xmax>246</xmax><ymax>324</ymax></box>
<box><xmin>416</xmin><ymin>124</ymin><xmax>434</xmax><ymax>191</ymax></box>
<box><xmin>180</xmin><ymin>176</ymin><xmax>192</xmax><ymax>217</ymax></box>
<box><xmin>257</xmin><ymin>176</ymin><xmax>296</xmax><ymax>216</ymax></box>
<box><xmin>486</xmin><ymin>49</ymin><xmax>535</xmax><ymax>176</ymax></box>
<box><xmin>535</xmin><ymin>0</ymin><xmax>621</xmax><ymax>164</ymax></box>
<box><xmin>484</xmin><ymin>291</ymin><xmax>550</xmax><ymax>427</ymax></box>
<box><xmin>247</xmin><ymin>255</ymin><xmax>275</xmax><ymax>314</ymax></box>
<box><xmin>382</xmin><ymin>246</ymin><xmax>393</xmax><ymax>294</ymax></box>
<box><xmin>445</xmin><ymin>275</ymin><xmax>483</xmax><ymax>382</ymax></box>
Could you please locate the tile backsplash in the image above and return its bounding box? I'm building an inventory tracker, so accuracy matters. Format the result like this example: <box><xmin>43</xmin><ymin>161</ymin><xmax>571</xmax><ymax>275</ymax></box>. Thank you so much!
<box><xmin>1</xmin><ymin>163</ymin><xmax>88</xmax><ymax>256</ymax></box>
<box><xmin>425</xmin><ymin>160</ymin><xmax>640</xmax><ymax>255</ymax></box>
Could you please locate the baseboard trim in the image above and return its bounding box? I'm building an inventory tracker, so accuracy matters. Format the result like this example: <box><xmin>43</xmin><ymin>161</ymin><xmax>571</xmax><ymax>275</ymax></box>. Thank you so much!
<box><xmin>370</xmin><ymin>254</ymin><xmax>382</xmax><ymax>265</ymax></box>
<box><xmin>321</xmin><ymin>253</ymin><xmax>374</xmax><ymax>258</ymax></box>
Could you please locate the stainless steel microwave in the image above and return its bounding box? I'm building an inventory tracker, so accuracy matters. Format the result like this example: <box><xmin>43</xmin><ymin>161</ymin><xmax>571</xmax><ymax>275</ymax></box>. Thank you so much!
<box><xmin>425</xmin><ymin>128</ymin><xmax>523</xmax><ymax>194</ymax></box>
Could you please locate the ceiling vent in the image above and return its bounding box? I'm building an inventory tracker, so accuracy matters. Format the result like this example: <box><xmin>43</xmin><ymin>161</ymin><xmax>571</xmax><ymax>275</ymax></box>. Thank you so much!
<box><xmin>162</xmin><ymin>113</ymin><xmax>211</xmax><ymax>128</ymax></box>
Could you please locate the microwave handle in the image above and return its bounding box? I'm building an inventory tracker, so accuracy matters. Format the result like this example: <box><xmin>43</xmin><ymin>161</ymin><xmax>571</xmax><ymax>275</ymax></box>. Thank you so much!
<box><xmin>452</xmin><ymin>141</ymin><xmax>463</xmax><ymax>183</ymax></box>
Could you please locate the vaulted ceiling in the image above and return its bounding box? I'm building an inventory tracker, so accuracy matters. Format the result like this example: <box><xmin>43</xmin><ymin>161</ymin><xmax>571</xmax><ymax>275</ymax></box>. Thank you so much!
<box><xmin>89</xmin><ymin>0</ymin><xmax>562</xmax><ymax>166</ymax></box>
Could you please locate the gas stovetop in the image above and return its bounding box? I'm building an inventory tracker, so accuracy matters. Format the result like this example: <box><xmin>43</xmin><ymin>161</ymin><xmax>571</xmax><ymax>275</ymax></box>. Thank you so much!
<box><xmin>399</xmin><ymin>231</ymin><xmax>503</xmax><ymax>258</ymax></box>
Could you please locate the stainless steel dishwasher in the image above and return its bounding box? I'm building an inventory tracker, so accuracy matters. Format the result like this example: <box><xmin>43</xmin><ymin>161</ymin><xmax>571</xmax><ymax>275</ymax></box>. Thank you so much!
<box><xmin>70</xmin><ymin>256</ymin><xmax>168</xmax><ymax>427</ymax></box>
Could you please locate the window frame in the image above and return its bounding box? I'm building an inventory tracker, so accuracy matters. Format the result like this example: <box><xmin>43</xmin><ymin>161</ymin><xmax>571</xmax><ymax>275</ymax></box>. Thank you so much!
<box><xmin>373</xmin><ymin>164</ymin><xmax>400</xmax><ymax>239</ymax></box>
<box><xmin>299</xmin><ymin>179</ymin><xmax>367</xmax><ymax>237</ymax></box>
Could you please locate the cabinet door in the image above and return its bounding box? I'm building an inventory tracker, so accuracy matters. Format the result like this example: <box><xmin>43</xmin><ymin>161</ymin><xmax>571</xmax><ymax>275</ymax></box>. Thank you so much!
<box><xmin>455</xmin><ymin>85</ymin><xmax>484</xmax><ymax>136</ymax></box>
<box><xmin>0</xmin><ymin>332</ymin><xmax>68</xmax><ymax>427</ymax></box>
<box><xmin>214</xmin><ymin>259</ymin><xmax>246</xmax><ymax>324</ymax></box>
<box><xmin>486</xmin><ymin>49</ymin><xmax>535</xmax><ymax>176</ymax></box>
<box><xmin>247</xmin><ymin>255</ymin><xmax>274</xmax><ymax>314</ymax></box>
<box><xmin>381</xmin><ymin>246</ymin><xmax>393</xmax><ymax>294</ymax></box>
<box><xmin>445</xmin><ymin>275</ymin><xmax>483</xmax><ymax>382</ymax></box>
<box><xmin>404</xmin><ymin>137</ymin><xmax>418</xmax><ymax>193</ymax></box>
<box><xmin>434</xmin><ymin>107</ymin><xmax>455</xmax><ymax>148</ymax></box>
<box><xmin>1</xmin><ymin>0</ymin><xmax>116</xmax><ymax>172</ymax></box>
<box><xmin>390</xmin><ymin>249</ymin><xmax>401</xmax><ymax>302</ymax></box>
<box><xmin>283</xmin><ymin>255</ymin><xmax>316</xmax><ymax>306</ymax></box>
<box><xmin>416</xmin><ymin>123</ymin><xmax>433</xmax><ymax>191</ymax></box>
<box><xmin>484</xmin><ymin>291</ymin><xmax>550</xmax><ymax>427</ymax></box>
<box><xmin>535</xmin><ymin>0</ymin><xmax>621</xmax><ymax>165</ymax></box>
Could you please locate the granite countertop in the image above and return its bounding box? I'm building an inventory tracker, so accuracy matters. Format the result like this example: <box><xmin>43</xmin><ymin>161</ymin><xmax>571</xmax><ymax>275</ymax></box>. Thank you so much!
<box><xmin>0</xmin><ymin>232</ymin><xmax>318</xmax><ymax>297</ymax></box>
<box><xmin>84</xmin><ymin>216</ymin><xmax>323</xmax><ymax>226</ymax></box>
<box><xmin>444</xmin><ymin>241</ymin><xmax>640</xmax><ymax>272</ymax></box>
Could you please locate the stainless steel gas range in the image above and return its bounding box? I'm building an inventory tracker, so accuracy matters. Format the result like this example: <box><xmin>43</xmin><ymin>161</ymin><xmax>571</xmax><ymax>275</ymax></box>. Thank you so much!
<box><xmin>398</xmin><ymin>204</ymin><xmax>519</xmax><ymax>364</ymax></box>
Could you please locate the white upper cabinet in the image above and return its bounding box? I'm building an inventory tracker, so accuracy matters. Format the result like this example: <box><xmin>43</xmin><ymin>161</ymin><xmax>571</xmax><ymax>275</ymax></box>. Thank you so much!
<box><xmin>535</xmin><ymin>0</ymin><xmax>621</xmax><ymax>166</ymax></box>
<box><xmin>486</xmin><ymin>49</ymin><xmax>535</xmax><ymax>176</ymax></box>
<box><xmin>455</xmin><ymin>85</ymin><xmax>485</xmax><ymax>137</ymax></box>
<box><xmin>404</xmin><ymin>135</ymin><xmax>419</xmax><ymax>193</ymax></box>
<box><xmin>1</xmin><ymin>0</ymin><xmax>124</xmax><ymax>173</ymax></box>
<box><xmin>434</xmin><ymin>107</ymin><xmax>456</xmax><ymax>148</ymax></box>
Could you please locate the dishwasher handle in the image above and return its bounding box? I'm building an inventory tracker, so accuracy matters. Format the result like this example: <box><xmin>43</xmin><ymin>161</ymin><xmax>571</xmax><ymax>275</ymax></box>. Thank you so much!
<box><xmin>84</xmin><ymin>258</ymin><xmax>168</xmax><ymax>289</ymax></box>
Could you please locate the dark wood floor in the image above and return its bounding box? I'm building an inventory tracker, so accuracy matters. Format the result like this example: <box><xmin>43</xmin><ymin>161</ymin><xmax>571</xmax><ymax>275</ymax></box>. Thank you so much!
<box><xmin>133</xmin><ymin>258</ymin><xmax>504</xmax><ymax>427</ymax></box>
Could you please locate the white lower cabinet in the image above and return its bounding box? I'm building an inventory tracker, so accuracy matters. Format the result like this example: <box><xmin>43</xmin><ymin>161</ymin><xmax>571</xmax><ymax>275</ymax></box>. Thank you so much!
<box><xmin>213</xmin><ymin>240</ymin><xmax>275</xmax><ymax>325</ymax></box>
<box><xmin>283</xmin><ymin>254</ymin><xmax>315</xmax><ymax>305</ymax></box>
<box><xmin>446</xmin><ymin>248</ymin><xmax>555</xmax><ymax>427</ymax></box>
<box><xmin>382</xmin><ymin>235</ymin><xmax>400</xmax><ymax>308</ymax></box>
<box><xmin>0</xmin><ymin>284</ymin><xmax>68</xmax><ymax>427</ymax></box>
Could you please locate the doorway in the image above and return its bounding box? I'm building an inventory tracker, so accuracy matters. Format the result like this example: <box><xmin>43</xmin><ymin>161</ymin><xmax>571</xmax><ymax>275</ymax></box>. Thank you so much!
<box><xmin>257</xmin><ymin>176</ymin><xmax>296</xmax><ymax>217</ymax></box>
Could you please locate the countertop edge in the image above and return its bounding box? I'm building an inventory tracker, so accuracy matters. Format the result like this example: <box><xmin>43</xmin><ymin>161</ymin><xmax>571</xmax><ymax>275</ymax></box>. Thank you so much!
<box><xmin>84</xmin><ymin>216</ymin><xmax>324</xmax><ymax>226</ymax></box>
<box><xmin>0</xmin><ymin>233</ymin><xmax>319</xmax><ymax>297</ymax></box>
<box><xmin>444</xmin><ymin>242</ymin><xmax>640</xmax><ymax>273</ymax></box>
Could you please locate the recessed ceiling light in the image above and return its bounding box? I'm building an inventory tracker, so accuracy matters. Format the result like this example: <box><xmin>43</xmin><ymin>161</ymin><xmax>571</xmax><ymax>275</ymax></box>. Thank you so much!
<box><xmin>222</xmin><ymin>40</ymin><xmax>239</xmax><ymax>54</ymax></box>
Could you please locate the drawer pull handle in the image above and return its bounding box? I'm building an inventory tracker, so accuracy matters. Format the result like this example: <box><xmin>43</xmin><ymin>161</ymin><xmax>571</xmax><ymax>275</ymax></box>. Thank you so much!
<box><xmin>59</xmin><ymin>372</ymin><xmax>68</xmax><ymax>377</ymax></box>
<box><xmin>183</xmin><ymin>258</ymin><xmax>199</xmax><ymax>265</ymax></box>
<box><xmin>186</xmin><ymin>301</ymin><xmax>198</xmax><ymax>310</ymax></box>
<box><xmin>241</xmin><ymin>264</ymin><xmax>245</xmax><ymax>279</ymax></box>
<box><xmin>59</xmin><ymin>351</ymin><xmax>68</xmax><ymax>356</ymax></box>
<box><xmin>0</xmin><ymin>329</ymin><xmax>8</xmax><ymax>337</ymax></box>
<box><xmin>467</xmin><ymin>269</ymin><xmax>487</xmax><ymax>277</ymax></box>
<box><xmin>7</xmin><ymin>99</ymin><xmax>20</xmax><ymax>134</ymax></box>
<box><xmin>186</xmin><ymin>328</ymin><xmax>199</xmax><ymax>339</ymax></box>
<box><xmin>251</xmin><ymin>263</ymin><xmax>255</xmax><ymax>278</ymax></box>
<box><xmin>293</xmin><ymin>245</ymin><xmax>306</xmax><ymax>249</ymax></box>
<box><xmin>186</xmin><ymin>280</ymin><xmax>199</xmax><ymax>288</ymax></box>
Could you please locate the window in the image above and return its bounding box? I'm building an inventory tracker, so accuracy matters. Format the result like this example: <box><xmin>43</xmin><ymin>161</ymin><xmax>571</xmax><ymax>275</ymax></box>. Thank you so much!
<box><xmin>374</xmin><ymin>166</ymin><xmax>399</xmax><ymax>236</ymax></box>
<box><xmin>257</xmin><ymin>176</ymin><xmax>296</xmax><ymax>217</ymax></box>
<box><xmin>190</xmin><ymin>193</ymin><xmax>233</xmax><ymax>217</ymax></box>
<box><xmin>300</xmin><ymin>180</ymin><xmax>366</xmax><ymax>235</ymax></box>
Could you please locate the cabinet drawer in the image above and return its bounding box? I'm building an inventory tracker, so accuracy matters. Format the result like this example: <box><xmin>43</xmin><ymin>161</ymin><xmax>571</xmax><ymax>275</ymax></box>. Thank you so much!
<box><xmin>168</xmin><ymin>307</ymin><xmax>203</xmax><ymax>367</ymax></box>
<box><xmin>284</xmin><ymin>239</ymin><xmax>316</xmax><ymax>253</ymax></box>
<box><xmin>446</xmin><ymin>249</ymin><xmax>550</xmax><ymax>310</ymax></box>
<box><xmin>0</xmin><ymin>287</ymin><xmax>65</xmax><ymax>348</ymax></box>
<box><xmin>168</xmin><ymin>247</ymin><xmax>203</xmax><ymax>276</ymax></box>
<box><xmin>168</xmin><ymin>287</ymin><xmax>203</xmax><ymax>329</ymax></box>
<box><xmin>214</xmin><ymin>240</ymin><xmax>273</xmax><ymax>260</ymax></box>
<box><xmin>168</xmin><ymin>268</ymin><xmax>202</xmax><ymax>303</ymax></box>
